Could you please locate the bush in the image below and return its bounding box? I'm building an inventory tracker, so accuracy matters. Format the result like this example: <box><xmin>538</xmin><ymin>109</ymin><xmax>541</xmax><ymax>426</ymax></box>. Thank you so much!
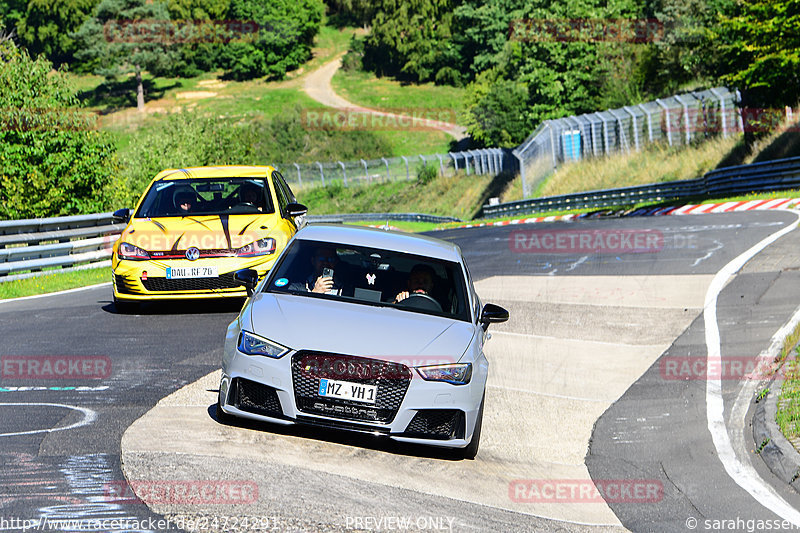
<box><xmin>416</xmin><ymin>162</ymin><xmax>438</xmax><ymax>184</ymax></box>
<box><xmin>0</xmin><ymin>41</ymin><xmax>119</xmax><ymax>220</ymax></box>
<box><xmin>116</xmin><ymin>107</ymin><xmax>395</xmax><ymax>205</ymax></box>
<box><xmin>117</xmin><ymin>111</ymin><xmax>256</xmax><ymax>205</ymax></box>
<box><xmin>341</xmin><ymin>35</ymin><xmax>364</xmax><ymax>72</ymax></box>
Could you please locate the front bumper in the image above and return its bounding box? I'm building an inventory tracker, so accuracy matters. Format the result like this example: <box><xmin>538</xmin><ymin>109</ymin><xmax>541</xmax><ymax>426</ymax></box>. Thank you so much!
<box><xmin>112</xmin><ymin>256</ymin><xmax>276</xmax><ymax>301</ymax></box>
<box><xmin>219</xmin><ymin>350</ymin><xmax>485</xmax><ymax>449</ymax></box>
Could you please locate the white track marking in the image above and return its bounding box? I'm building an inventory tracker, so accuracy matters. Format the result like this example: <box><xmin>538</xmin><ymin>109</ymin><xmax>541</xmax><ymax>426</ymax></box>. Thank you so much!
<box><xmin>0</xmin><ymin>403</ymin><xmax>97</xmax><ymax>437</ymax></box>
<box><xmin>0</xmin><ymin>283</ymin><xmax>110</xmax><ymax>304</ymax></box>
<box><xmin>704</xmin><ymin>210</ymin><xmax>800</xmax><ymax>524</ymax></box>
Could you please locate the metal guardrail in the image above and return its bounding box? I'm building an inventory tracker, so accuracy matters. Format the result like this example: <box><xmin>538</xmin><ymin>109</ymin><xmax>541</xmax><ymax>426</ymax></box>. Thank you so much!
<box><xmin>0</xmin><ymin>213</ymin><xmax>124</xmax><ymax>280</ymax></box>
<box><xmin>307</xmin><ymin>213</ymin><xmax>461</xmax><ymax>224</ymax></box>
<box><xmin>482</xmin><ymin>156</ymin><xmax>800</xmax><ymax>218</ymax></box>
<box><xmin>0</xmin><ymin>212</ymin><xmax>462</xmax><ymax>281</ymax></box>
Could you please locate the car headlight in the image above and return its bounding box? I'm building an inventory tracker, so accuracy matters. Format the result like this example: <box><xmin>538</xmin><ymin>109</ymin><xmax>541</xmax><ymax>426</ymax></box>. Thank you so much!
<box><xmin>415</xmin><ymin>363</ymin><xmax>472</xmax><ymax>385</ymax></box>
<box><xmin>118</xmin><ymin>242</ymin><xmax>150</xmax><ymax>260</ymax></box>
<box><xmin>238</xmin><ymin>331</ymin><xmax>288</xmax><ymax>358</ymax></box>
<box><xmin>236</xmin><ymin>238</ymin><xmax>276</xmax><ymax>257</ymax></box>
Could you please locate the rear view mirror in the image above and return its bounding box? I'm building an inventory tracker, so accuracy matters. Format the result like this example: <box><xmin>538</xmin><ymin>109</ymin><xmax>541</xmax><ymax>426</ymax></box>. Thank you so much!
<box><xmin>480</xmin><ymin>303</ymin><xmax>509</xmax><ymax>329</ymax></box>
<box><xmin>112</xmin><ymin>208</ymin><xmax>131</xmax><ymax>223</ymax></box>
<box><xmin>234</xmin><ymin>269</ymin><xmax>259</xmax><ymax>297</ymax></box>
<box><xmin>286</xmin><ymin>203</ymin><xmax>308</xmax><ymax>217</ymax></box>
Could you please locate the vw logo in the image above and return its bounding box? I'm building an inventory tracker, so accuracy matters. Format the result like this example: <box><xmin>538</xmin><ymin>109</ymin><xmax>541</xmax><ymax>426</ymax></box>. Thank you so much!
<box><xmin>185</xmin><ymin>247</ymin><xmax>200</xmax><ymax>261</ymax></box>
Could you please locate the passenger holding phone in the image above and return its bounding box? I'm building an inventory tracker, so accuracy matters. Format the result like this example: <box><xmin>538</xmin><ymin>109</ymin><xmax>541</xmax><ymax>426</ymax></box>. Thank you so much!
<box><xmin>288</xmin><ymin>246</ymin><xmax>341</xmax><ymax>294</ymax></box>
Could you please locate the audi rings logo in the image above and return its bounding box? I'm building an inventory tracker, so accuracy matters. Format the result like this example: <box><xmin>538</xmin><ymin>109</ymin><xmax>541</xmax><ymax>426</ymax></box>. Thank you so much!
<box><xmin>185</xmin><ymin>247</ymin><xmax>200</xmax><ymax>261</ymax></box>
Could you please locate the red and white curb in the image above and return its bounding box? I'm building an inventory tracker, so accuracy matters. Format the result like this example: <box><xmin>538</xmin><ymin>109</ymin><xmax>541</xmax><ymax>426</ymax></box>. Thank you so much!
<box><xmin>438</xmin><ymin>198</ymin><xmax>800</xmax><ymax>231</ymax></box>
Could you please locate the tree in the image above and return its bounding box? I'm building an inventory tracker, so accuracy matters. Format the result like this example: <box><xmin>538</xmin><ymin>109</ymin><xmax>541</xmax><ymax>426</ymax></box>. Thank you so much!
<box><xmin>219</xmin><ymin>0</ymin><xmax>323</xmax><ymax>80</ymax></box>
<box><xmin>73</xmin><ymin>0</ymin><xmax>178</xmax><ymax>111</ymax></box>
<box><xmin>709</xmin><ymin>0</ymin><xmax>800</xmax><ymax>110</ymax></box>
<box><xmin>16</xmin><ymin>0</ymin><xmax>99</xmax><ymax>66</ymax></box>
<box><xmin>463</xmin><ymin>74</ymin><xmax>533</xmax><ymax>147</ymax></box>
<box><xmin>362</xmin><ymin>0</ymin><xmax>459</xmax><ymax>83</ymax></box>
<box><xmin>0</xmin><ymin>0</ymin><xmax>26</xmax><ymax>38</ymax></box>
<box><xmin>0</xmin><ymin>41</ymin><xmax>118</xmax><ymax>219</ymax></box>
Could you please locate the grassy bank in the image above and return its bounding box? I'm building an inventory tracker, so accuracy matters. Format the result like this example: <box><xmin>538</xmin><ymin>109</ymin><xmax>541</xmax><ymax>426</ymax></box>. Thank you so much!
<box><xmin>331</xmin><ymin>68</ymin><xmax>467</xmax><ymax>126</ymax></box>
<box><xmin>776</xmin><ymin>322</ymin><xmax>800</xmax><ymax>449</ymax></box>
<box><xmin>297</xmin><ymin>172</ymin><xmax>494</xmax><ymax>220</ymax></box>
<box><xmin>501</xmin><ymin>135</ymin><xmax>743</xmax><ymax>202</ymax></box>
<box><xmin>0</xmin><ymin>268</ymin><xmax>109</xmax><ymax>300</ymax></box>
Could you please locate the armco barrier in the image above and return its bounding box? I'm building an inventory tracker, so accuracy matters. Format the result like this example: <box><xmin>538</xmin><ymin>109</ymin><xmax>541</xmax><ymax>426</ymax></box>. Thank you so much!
<box><xmin>0</xmin><ymin>213</ymin><xmax>125</xmax><ymax>280</ymax></box>
<box><xmin>0</xmin><ymin>212</ymin><xmax>461</xmax><ymax>281</ymax></box>
<box><xmin>482</xmin><ymin>155</ymin><xmax>800</xmax><ymax>218</ymax></box>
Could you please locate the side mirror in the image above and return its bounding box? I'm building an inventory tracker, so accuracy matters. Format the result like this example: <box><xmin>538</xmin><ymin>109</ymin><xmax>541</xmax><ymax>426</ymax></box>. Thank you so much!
<box><xmin>286</xmin><ymin>203</ymin><xmax>308</xmax><ymax>217</ymax></box>
<box><xmin>234</xmin><ymin>269</ymin><xmax>259</xmax><ymax>297</ymax></box>
<box><xmin>479</xmin><ymin>303</ymin><xmax>509</xmax><ymax>329</ymax></box>
<box><xmin>112</xmin><ymin>208</ymin><xmax>131</xmax><ymax>223</ymax></box>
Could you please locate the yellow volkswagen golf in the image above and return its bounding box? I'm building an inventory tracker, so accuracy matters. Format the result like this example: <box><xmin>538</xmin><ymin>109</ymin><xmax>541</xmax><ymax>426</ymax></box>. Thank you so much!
<box><xmin>111</xmin><ymin>166</ymin><xmax>307</xmax><ymax>311</ymax></box>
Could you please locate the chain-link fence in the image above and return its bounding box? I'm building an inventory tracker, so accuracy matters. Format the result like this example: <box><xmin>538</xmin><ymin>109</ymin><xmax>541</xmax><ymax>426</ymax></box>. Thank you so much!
<box><xmin>274</xmin><ymin>148</ymin><xmax>514</xmax><ymax>190</ymax></box>
<box><xmin>513</xmin><ymin>87</ymin><xmax>742</xmax><ymax>198</ymax></box>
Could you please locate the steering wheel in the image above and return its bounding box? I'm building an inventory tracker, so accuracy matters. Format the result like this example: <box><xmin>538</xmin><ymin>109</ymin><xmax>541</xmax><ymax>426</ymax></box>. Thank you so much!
<box><xmin>230</xmin><ymin>201</ymin><xmax>256</xmax><ymax>211</ymax></box>
<box><xmin>400</xmin><ymin>292</ymin><xmax>442</xmax><ymax>312</ymax></box>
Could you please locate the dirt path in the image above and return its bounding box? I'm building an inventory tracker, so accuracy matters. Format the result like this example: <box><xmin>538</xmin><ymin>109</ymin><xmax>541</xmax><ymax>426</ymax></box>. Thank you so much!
<box><xmin>303</xmin><ymin>55</ymin><xmax>468</xmax><ymax>141</ymax></box>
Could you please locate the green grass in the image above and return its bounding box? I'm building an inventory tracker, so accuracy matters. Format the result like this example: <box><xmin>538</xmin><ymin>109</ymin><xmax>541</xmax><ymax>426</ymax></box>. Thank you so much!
<box><xmin>331</xmin><ymin>68</ymin><xmax>467</xmax><ymax>125</ymax></box>
<box><xmin>777</xmin><ymin>328</ymin><xmax>800</xmax><ymax>444</ymax></box>
<box><xmin>297</xmin><ymin>172</ymin><xmax>494</xmax><ymax>221</ymax></box>
<box><xmin>533</xmin><ymin>134</ymin><xmax>742</xmax><ymax>200</ymax></box>
<box><xmin>303</xmin><ymin>25</ymin><xmax>359</xmax><ymax>74</ymax></box>
<box><xmin>0</xmin><ymin>267</ymin><xmax>109</xmax><ymax>300</ymax></box>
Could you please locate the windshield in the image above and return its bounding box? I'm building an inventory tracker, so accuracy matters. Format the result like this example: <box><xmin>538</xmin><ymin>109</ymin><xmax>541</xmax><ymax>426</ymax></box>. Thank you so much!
<box><xmin>135</xmin><ymin>178</ymin><xmax>275</xmax><ymax>218</ymax></box>
<box><xmin>266</xmin><ymin>239</ymin><xmax>471</xmax><ymax>322</ymax></box>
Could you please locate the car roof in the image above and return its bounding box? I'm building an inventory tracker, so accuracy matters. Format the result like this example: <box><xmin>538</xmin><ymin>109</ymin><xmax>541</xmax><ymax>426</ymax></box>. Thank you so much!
<box><xmin>295</xmin><ymin>224</ymin><xmax>463</xmax><ymax>262</ymax></box>
<box><xmin>152</xmin><ymin>166</ymin><xmax>276</xmax><ymax>180</ymax></box>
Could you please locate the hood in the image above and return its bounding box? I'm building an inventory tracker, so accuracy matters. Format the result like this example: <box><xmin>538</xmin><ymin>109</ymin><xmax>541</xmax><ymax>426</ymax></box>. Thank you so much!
<box><xmin>245</xmin><ymin>293</ymin><xmax>475</xmax><ymax>365</ymax></box>
<box><xmin>123</xmin><ymin>213</ymin><xmax>280</xmax><ymax>251</ymax></box>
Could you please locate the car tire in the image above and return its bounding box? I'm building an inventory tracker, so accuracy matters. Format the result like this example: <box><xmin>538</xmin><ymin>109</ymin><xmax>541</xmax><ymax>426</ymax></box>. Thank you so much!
<box><xmin>461</xmin><ymin>394</ymin><xmax>484</xmax><ymax>460</ymax></box>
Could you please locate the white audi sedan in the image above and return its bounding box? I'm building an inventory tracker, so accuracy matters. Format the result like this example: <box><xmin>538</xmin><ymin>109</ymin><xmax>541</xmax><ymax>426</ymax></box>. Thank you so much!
<box><xmin>217</xmin><ymin>224</ymin><xmax>508</xmax><ymax>458</ymax></box>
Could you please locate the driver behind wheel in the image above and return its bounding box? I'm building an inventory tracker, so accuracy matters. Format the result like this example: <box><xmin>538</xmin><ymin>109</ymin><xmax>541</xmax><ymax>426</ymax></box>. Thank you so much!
<box><xmin>394</xmin><ymin>264</ymin><xmax>436</xmax><ymax>304</ymax></box>
<box><xmin>238</xmin><ymin>184</ymin><xmax>264</xmax><ymax>211</ymax></box>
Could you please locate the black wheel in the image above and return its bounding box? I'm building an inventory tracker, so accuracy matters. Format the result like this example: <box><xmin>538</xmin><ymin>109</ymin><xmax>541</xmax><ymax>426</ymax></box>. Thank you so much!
<box><xmin>461</xmin><ymin>395</ymin><xmax>484</xmax><ymax>460</ymax></box>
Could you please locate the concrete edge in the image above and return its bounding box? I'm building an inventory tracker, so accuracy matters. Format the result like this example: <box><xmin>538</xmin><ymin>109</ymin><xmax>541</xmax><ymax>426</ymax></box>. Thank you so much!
<box><xmin>753</xmin><ymin>350</ymin><xmax>800</xmax><ymax>492</ymax></box>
